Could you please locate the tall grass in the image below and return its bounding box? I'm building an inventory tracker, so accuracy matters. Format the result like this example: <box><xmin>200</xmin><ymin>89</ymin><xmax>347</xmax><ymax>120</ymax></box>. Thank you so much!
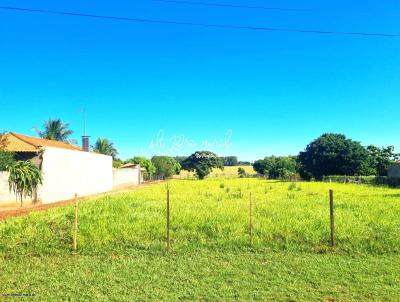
<box><xmin>0</xmin><ymin>179</ymin><xmax>399</xmax><ymax>256</ymax></box>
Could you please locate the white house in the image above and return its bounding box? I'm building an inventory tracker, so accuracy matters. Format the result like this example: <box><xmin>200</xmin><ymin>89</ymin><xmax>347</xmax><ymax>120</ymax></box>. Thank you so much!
<box><xmin>113</xmin><ymin>163</ymin><xmax>143</xmax><ymax>189</ymax></box>
<box><xmin>0</xmin><ymin>133</ymin><xmax>114</xmax><ymax>204</ymax></box>
<box><xmin>1</xmin><ymin>133</ymin><xmax>146</xmax><ymax>205</ymax></box>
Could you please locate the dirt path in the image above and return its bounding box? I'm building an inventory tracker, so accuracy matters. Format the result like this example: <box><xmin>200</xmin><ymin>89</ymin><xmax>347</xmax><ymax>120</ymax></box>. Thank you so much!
<box><xmin>0</xmin><ymin>181</ymin><xmax>163</xmax><ymax>221</ymax></box>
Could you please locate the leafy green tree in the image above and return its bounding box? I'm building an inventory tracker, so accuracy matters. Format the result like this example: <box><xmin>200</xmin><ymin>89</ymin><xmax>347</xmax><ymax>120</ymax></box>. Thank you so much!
<box><xmin>0</xmin><ymin>152</ymin><xmax>14</xmax><ymax>171</ymax></box>
<box><xmin>253</xmin><ymin>156</ymin><xmax>297</xmax><ymax>179</ymax></box>
<box><xmin>181</xmin><ymin>151</ymin><xmax>224</xmax><ymax>179</ymax></box>
<box><xmin>238</xmin><ymin>167</ymin><xmax>246</xmax><ymax>178</ymax></box>
<box><xmin>223</xmin><ymin>156</ymin><xmax>238</xmax><ymax>166</ymax></box>
<box><xmin>7</xmin><ymin>161</ymin><xmax>43</xmax><ymax>207</ymax></box>
<box><xmin>367</xmin><ymin>145</ymin><xmax>399</xmax><ymax>176</ymax></box>
<box><xmin>93</xmin><ymin>138</ymin><xmax>118</xmax><ymax>159</ymax></box>
<box><xmin>253</xmin><ymin>159</ymin><xmax>265</xmax><ymax>175</ymax></box>
<box><xmin>151</xmin><ymin>156</ymin><xmax>181</xmax><ymax>179</ymax></box>
<box><xmin>36</xmin><ymin>118</ymin><xmax>73</xmax><ymax>142</ymax></box>
<box><xmin>174</xmin><ymin>156</ymin><xmax>188</xmax><ymax>167</ymax></box>
<box><xmin>298</xmin><ymin>133</ymin><xmax>372</xmax><ymax>179</ymax></box>
<box><xmin>113</xmin><ymin>159</ymin><xmax>124</xmax><ymax>168</ymax></box>
<box><xmin>0</xmin><ymin>133</ymin><xmax>15</xmax><ymax>171</ymax></box>
<box><xmin>126</xmin><ymin>156</ymin><xmax>156</xmax><ymax>176</ymax></box>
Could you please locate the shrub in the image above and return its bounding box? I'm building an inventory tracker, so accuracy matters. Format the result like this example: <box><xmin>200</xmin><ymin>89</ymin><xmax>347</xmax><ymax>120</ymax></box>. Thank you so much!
<box><xmin>238</xmin><ymin>167</ymin><xmax>246</xmax><ymax>178</ymax></box>
<box><xmin>253</xmin><ymin>156</ymin><xmax>297</xmax><ymax>179</ymax></box>
<box><xmin>322</xmin><ymin>175</ymin><xmax>400</xmax><ymax>188</ymax></box>
<box><xmin>0</xmin><ymin>151</ymin><xmax>15</xmax><ymax>171</ymax></box>
<box><xmin>7</xmin><ymin>161</ymin><xmax>43</xmax><ymax>206</ymax></box>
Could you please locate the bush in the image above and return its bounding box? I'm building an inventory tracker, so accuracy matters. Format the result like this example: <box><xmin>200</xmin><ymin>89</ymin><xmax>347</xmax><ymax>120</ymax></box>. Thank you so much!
<box><xmin>322</xmin><ymin>175</ymin><xmax>400</xmax><ymax>188</ymax></box>
<box><xmin>7</xmin><ymin>160</ymin><xmax>43</xmax><ymax>206</ymax></box>
<box><xmin>113</xmin><ymin>159</ymin><xmax>124</xmax><ymax>168</ymax></box>
<box><xmin>238</xmin><ymin>167</ymin><xmax>246</xmax><ymax>178</ymax></box>
<box><xmin>0</xmin><ymin>151</ymin><xmax>15</xmax><ymax>171</ymax></box>
<box><xmin>253</xmin><ymin>156</ymin><xmax>297</xmax><ymax>179</ymax></box>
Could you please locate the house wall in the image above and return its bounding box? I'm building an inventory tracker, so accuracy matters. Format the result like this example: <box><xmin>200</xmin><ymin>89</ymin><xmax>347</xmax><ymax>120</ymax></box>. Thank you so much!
<box><xmin>40</xmin><ymin>147</ymin><xmax>113</xmax><ymax>204</ymax></box>
<box><xmin>14</xmin><ymin>152</ymin><xmax>42</xmax><ymax>168</ymax></box>
<box><xmin>113</xmin><ymin>167</ymin><xmax>141</xmax><ymax>189</ymax></box>
<box><xmin>388</xmin><ymin>165</ymin><xmax>400</xmax><ymax>178</ymax></box>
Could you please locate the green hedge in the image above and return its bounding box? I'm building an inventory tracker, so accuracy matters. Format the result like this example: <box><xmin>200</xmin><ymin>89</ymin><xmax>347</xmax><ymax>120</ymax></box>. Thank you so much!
<box><xmin>322</xmin><ymin>175</ymin><xmax>400</xmax><ymax>188</ymax></box>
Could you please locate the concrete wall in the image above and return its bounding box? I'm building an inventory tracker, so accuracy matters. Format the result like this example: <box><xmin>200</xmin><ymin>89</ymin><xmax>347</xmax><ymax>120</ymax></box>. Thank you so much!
<box><xmin>40</xmin><ymin>147</ymin><xmax>113</xmax><ymax>204</ymax></box>
<box><xmin>0</xmin><ymin>171</ymin><xmax>37</xmax><ymax>204</ymax></box>
<box><xmin>113</xmin><ymin>166</ymin><xmax>141</xmax><ymax>189</ymax></box>
<box><xmin>388</xmin><ymin>165</ymin><xmax>400</xmax><ymax>178</ymax></box>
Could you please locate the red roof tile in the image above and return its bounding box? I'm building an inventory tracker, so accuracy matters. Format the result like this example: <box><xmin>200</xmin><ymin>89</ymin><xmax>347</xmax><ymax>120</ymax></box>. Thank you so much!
<box><xmin>2</xmin><ymin>132</ymin><xmax>81</xmax><ymax>152</ymax></box>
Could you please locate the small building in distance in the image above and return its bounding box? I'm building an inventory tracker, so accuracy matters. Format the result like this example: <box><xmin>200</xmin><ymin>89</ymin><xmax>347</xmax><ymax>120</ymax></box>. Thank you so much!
<box><xmin>113</xmin><ymin>163</ymin><xmax>143</xmax><ymax>188</ymax></box>
<box><xmin>388</xmin><ymin>162</ymin><xmax>400</xmax><ymax>178</ymax></box>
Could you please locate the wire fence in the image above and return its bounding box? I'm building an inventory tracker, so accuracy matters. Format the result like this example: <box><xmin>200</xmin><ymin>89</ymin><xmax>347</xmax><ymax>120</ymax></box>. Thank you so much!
<box><xmin>69</xmin><ymin>188</ymin><xmax>337</xmax><ymax>253</ymax></box>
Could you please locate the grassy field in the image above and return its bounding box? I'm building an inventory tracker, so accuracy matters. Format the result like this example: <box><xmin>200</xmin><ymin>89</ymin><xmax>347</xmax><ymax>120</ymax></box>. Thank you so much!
<box><xmin>0</xmin><ymin>179</ymin><xmax>399</xmax><ymax>301</ymax></box>
<box><xmin>176</xmin><ymin>165</ymin><xmax>256</xmax><ymax>178</ymax></box>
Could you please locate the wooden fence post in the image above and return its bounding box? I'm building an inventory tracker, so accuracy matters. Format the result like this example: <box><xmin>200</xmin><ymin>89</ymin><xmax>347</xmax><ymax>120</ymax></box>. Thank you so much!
<box><xmin>249</xmin><ymin>192</ymin><xmax>253</xmax><ymax>246</ymax></box>
<box><xmin>329</xmin><ymin>190</ymin><xmax>335</xmax><ymax>247</ymax></box>
<box><xmin>166</xmin><ymin>189</ymin><xmax>171</xmax><ymax>252</ymax></box>
<box><xmin>73</xmin><ymin>193</ymin><xmax>78</xmax><ymax>251</ymax></box>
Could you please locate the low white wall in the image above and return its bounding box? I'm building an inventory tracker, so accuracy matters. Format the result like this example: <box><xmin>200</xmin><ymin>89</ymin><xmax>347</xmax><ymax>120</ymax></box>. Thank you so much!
<box><xmin>113</xmin><ymin>167</ymin><xmax>141</xmax><ymax>188</ymax></box>
<box><xmin>40</xmin><ymin>147</ymin><xmax>113</xmax><ymax>204</ymax></box>
<box><xmin>0</xmin><ymin>171</ymin><xmax>37</xmax><ymax>204</ymax></box>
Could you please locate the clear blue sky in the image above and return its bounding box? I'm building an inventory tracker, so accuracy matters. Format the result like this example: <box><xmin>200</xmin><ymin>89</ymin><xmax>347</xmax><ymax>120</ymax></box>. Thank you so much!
<box><xmin>1</xmin><ymin>0</ymin><xmax>399</xmax><ymax>161</ymax></box>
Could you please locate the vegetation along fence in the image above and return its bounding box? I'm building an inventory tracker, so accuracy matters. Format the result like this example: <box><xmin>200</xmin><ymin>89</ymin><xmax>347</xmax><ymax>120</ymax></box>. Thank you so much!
<box><xmin>323</xmin><ymin>175</ymin><xmax>400</xmax><ymax>187</ymax></box>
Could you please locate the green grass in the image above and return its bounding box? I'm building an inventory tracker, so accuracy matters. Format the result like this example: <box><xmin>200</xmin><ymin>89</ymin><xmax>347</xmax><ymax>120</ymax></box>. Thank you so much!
<box><xmin>1</xmin><ymin>179</ymin><xmax>399</xmax><ymax>301</ymax></box>
<box><xmin>176</xmin><ymin>165</ymin><xmax>256</xmax><ymax>178</ymax></box>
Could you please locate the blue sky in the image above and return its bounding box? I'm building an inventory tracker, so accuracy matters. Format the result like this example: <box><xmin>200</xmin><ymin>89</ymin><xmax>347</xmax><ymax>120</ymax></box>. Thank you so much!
<box><xmin>1</xmin><ymin>0</ymin><xmax>399</xmax><ymax>161</ymax></box>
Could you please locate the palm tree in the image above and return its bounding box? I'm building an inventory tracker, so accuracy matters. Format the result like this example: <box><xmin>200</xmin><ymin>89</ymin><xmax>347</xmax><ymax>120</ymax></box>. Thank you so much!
<box><xmin>93</xmin><ymin>138</ymin><xmax>118</xmax><ymax>159</ymax></box>
<box><xmin>36</xmin><ymin>119</ymin><xmax>73</xmax><ymax>142</ymax></box>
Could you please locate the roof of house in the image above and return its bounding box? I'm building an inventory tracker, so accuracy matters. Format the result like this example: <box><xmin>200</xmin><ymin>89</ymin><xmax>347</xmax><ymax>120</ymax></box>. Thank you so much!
<box><xmin>1</xmin><ymin>132</ymin><xmax>81</xmax><ymax>152</ymax></box>
<box><xmin>119</xmin><ymin>163</ymin><xmax>139</xmax><ymax>169</ymax></box>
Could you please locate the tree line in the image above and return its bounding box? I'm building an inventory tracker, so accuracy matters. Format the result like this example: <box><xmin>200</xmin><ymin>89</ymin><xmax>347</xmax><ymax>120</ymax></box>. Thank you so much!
<box><xmin>253</xmin><ymin>133</ymin><xmax>399</xmax><ymax>180</ymax></box>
